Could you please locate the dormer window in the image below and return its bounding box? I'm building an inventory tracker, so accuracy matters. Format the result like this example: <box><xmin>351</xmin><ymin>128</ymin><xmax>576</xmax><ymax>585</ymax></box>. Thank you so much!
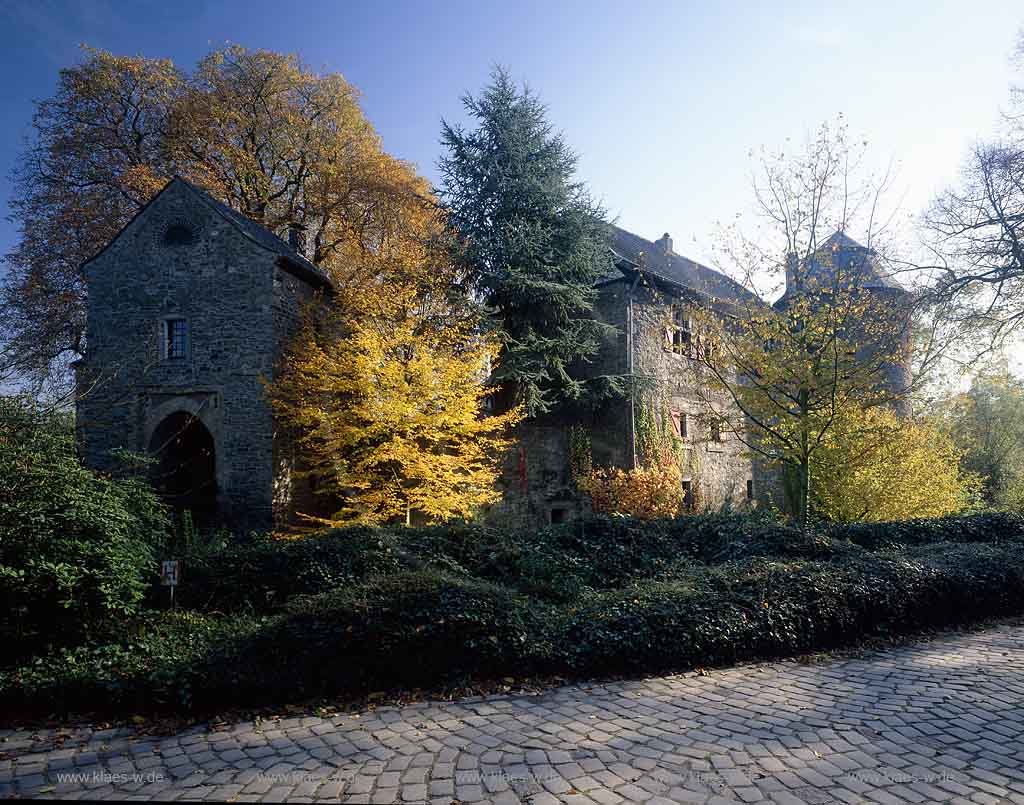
<box><xmin>162</xmin><ymin>318</ymin><xmax>188</xmax><ymax>360</ymax></box>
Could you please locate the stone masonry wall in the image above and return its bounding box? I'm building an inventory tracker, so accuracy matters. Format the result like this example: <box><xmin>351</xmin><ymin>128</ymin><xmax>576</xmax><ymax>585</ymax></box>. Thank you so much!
<box><xmin>624</xmin><ymin>283</ymin><xmax>766</xmax><ymax>511</ymax></box>
<box><xmin>76</xmin><ymin>181</ymin><xmax>305</xmax><ymax>531</ymax></box>
<box><xmin>487</xmin><ymin>277</ymin><xmax>775</xmax><ymax>528</ymax></box>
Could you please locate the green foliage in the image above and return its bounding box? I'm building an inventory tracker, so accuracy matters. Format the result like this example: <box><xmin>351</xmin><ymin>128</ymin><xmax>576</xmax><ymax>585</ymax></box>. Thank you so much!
<box><xmin>567</xmin><ymin>424</ymin><xmax>592</xmax><ymax>482</ymax></box>
<box><xmin>936</xmin><ymin>367</ymin><xmax>1024</xmax><ymax>510</ymax></box>
<box><xmin>829</xmin><ymin>511</ymin><xmax>1024</xmax><ymax>550</ymax></box>
<box><xmin>161</xmin><ymin>528</ymin><xmax>402</xmax><ymax>612</ymax></box>
<box><xmin>2</xmin><ymin>610</ymin><xmax>263</xmax><ymax>714</ymax></box>
<box><xmin>10</xmin><ymin>510</ymin><xmax>1024</xmax><ymax>718</ymax></box>
<box><xmin>233</xmin><ymin>571</ymin><xmax>544</xmax><ymax>696</ymax></box>
<box><xmin>0</xmin><ymin>396</ymin><xmax>169</xmax><ymax>651</ymax></box>
<box><xmin>438</xmin><ymin>67</ymin><xmax>618</xmax><ymax>416</ymax></box>
<box><xmin>556</xmin><ymin>543</ymin><xmax>1024</xmax><ymax>673</ymax></box>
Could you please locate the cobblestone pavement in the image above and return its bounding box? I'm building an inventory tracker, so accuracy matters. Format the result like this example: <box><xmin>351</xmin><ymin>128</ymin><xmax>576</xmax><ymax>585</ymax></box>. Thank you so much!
<box><xmin>5</xmin><ymin>625</ymin><xmax>1024</xmax><ymax>803</ymax></box>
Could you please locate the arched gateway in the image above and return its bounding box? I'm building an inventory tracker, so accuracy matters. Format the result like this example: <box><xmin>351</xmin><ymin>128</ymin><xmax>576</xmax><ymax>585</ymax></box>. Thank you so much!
<box><xmin>148</xmin><ymin>411</ymin><xmax>218</xmax><ymax>524</ymax></box>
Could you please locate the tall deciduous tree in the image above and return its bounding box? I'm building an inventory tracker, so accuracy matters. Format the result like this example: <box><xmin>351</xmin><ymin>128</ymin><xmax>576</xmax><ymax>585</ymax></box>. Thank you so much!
<box><xmin>1</xmin><ymin>49</ymin><xmax>182</xmax><ymax>397</ymax></box>
<box><xmin>269</xmin><ymin>289</ymin><xmax>519</xmax><ymax>527</ymax></box>
<box><xmin>920</xmin><ymin>34</ymin><xmax>1024</xmax><ymax>348</ymax></box>
<box><xmin>438</xmin><ymin>68</ymin><xmax>620</xmax><ymax>417</ymax></box>
<box><xmin>692</xmin><ymin>122</ymin><xmax>928</xmax><ymax>527</ymax></box>
<box><xmin>268</xmin><ymin>159</ymin><xmax>516</xmax><ymax>525</ymax></box>
<box><xmin>2</xmin><ymin>45</ymin><xmax>437</xmax><ymax>398</ymax></box>
<box><xmin>936</xmin><ymin>363</ymin><xmax>1024</xmax><ymax>510</ymax></box>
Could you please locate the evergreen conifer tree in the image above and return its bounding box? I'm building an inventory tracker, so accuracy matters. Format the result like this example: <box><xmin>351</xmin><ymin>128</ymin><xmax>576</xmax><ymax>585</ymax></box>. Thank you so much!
<box><xmin>439</xmin><ymin>68</ymin><xmax>620</xmax><ymax>417</ymax></box>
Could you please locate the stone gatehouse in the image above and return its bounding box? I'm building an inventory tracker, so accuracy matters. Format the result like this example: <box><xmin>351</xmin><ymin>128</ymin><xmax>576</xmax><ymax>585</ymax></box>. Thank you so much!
<box><xmin>76</xmin><ymin>178</ymin><xmax>910</xmax><ymax>530</ymax></box>
<box><xmin>75</xmin><ymin>177</ymin><xmax>330</xmax><ymax>530</ymax></box>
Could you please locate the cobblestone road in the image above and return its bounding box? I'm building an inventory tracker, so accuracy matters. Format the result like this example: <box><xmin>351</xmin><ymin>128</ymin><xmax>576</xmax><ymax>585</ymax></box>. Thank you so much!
<box><xmin>5</xmin><ymin>625</ymin><xmax>1024</xmax><ymax>803</ymax></box>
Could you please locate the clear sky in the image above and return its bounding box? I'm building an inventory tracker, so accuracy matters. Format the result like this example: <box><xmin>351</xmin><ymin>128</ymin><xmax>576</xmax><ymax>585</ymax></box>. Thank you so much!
<box><xmin>0</xmin><ymin>0</ymin><xmax>1021</xmax><ymax>280</ymax></box>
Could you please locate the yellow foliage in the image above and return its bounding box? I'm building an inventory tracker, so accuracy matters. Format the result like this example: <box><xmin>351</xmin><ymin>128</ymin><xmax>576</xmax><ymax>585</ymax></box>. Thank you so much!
<box><xmin>811</xmin><ymin>405</ymin><xmax>982</xmax><ymax>522</ymax></box>
<box><xmin>270</xmin><ymin>286</ymin><xmax>520</xmax><ymax>526</ymax></box>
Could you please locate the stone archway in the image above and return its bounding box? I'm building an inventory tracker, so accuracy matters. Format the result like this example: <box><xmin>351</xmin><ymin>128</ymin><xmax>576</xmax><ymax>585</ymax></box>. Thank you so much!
<box><xmin>148</xmin><ymin>411</ymin><xmax>218</xmax><ymax>524</ymax></box>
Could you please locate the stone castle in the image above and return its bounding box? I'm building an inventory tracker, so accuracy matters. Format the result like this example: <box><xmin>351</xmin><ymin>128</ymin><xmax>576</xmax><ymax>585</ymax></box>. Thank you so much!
<box><xmin>76</xmin><ymin>178</ymin><xmax>911</xmax><ymax>529</ymax></box>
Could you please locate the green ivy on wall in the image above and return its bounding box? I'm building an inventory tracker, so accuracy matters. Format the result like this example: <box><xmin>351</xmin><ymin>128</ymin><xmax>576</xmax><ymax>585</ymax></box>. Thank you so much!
<box><xmin>568</xmin><ymin>424</ymin><xmax>593</xmax><ymax>483</ymax></box>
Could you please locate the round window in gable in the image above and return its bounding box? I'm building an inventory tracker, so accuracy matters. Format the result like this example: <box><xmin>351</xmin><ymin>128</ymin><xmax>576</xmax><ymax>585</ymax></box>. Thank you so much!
<box><xmin>163</xmin><ymin>223</ymin><xmax>197</xmax><ymax>247</ymax></box>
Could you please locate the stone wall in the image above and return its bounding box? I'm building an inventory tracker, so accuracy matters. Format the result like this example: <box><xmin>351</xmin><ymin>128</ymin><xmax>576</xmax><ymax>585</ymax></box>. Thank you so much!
<box><xmin>487</xmin><ymin>277</ymin><xmax>774</xmax><ymax>528</ymax></box>
<box><xmin>76</xmin><ymin>181</ymin><xmax>322</xmax><ymax>531</ymax></box>
<box><xmin>626</xmin><ymin>282</ymin><xmax>765</xmax><ymax>511</ymax></box>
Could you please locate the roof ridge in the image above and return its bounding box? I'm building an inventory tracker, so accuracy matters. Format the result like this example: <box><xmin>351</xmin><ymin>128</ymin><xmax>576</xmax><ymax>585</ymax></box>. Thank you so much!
<box><xmin>170</xmin><ymin>176</ymin><xmax>332</xmax><ymax>288</ymax></box>
<box><xmin>608</xmin><ymin>224</ymin><xmax>758</xmax><ymax>303</ymax></box>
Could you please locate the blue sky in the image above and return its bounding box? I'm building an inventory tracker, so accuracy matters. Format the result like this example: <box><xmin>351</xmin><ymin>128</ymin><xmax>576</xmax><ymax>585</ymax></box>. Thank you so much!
<box><xmin>0</xmin><ymin>0</ymin><xmax>1021</xmax><ymax>272</ymax></box>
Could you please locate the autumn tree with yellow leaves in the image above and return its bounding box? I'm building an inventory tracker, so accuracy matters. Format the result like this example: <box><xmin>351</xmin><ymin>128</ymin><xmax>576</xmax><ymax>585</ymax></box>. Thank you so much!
<box><xmin>691</xmin><ymin>121</ymin><xmax>949</xmax><ymax>527</ymax></box>
<box><xmin>270</xmin><ymin>296</ymin><xmax>519</xmax><ymax>526</ymax></box>
<box><xmin>1</xmin><ymin>45</ymin><xmax>433</xmax><ymax>397</ymax></box>
<box><xmin>268</xmin><ymin>181</ymin><xmax>518</xmax><ymax>525</ymax></box>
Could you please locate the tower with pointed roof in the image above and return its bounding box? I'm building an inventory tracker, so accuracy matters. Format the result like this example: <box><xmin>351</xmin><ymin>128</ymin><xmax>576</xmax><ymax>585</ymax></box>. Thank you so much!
<box><xmin>777</xmin><ymin>231</ymin><xmax>914</xmax><ymax>414</ymax></box>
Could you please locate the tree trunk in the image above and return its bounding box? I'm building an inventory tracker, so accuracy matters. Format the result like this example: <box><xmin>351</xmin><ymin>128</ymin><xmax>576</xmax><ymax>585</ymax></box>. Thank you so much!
<box><xmin>798</xmin><ymin>387</ymin><xmax>811</xmax><ymax>531</ymax></box>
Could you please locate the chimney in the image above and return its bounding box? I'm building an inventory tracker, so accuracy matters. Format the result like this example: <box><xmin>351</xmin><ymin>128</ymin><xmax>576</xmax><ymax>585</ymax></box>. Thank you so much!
<box><xmin>287</xmin><ymin>222</ymin><xmax>307</xmax><ymax>258</ymax></box>
<box><xmin>656</xmin><ymin>232</ymin><xmax>673</xmax><ymax>255</ymax></box>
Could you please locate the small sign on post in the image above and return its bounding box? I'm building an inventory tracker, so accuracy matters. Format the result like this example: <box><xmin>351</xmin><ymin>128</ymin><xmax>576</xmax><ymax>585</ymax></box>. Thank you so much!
<box><xmin>161</xmin><ymin>560</ymin><xmax>180</xmax><ymax>607</ymax></box>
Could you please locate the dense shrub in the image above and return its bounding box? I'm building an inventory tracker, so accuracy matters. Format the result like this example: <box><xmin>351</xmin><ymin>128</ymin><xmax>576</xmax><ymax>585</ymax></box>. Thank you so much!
<box><xmin>0</xmin><ymin>396</ymin><xmax>169</xmax><ymax>652</ymax></box>
<box><xmin>8</xmin><ymin>542</ymin><xmax>1024</xmax><ymax>717</ymax></box>
<box><xmin>163</xmin><ymin>513</ymin><xmax>870</xmax><ymax>612</ymax></box>
<box><xmin>831</xmin><ymin>511</ymin><xmax>1024</xmax><ymax>550</ymax></box>
<box><xmin>202</xmin><ymin>570</ymin><xmax>546</xmax><ymax>702</ymax></box>
<box><xmin>10</xmin><ymin>507</ymin><xmax>1024</xmax><ymax>718</ymax></box>
<box><xmin>557</xmin><ymin>542</ymin><xmax>1024</xmax><ymax>674</ymax></box>
<box><xmin>164</xmin><ymin>528</ymin><xmax>402</xmax><ymax>612</ymax></box>
<box><xmin>1</xmin><ymin>610</ymin><xmax>263</xmax><ymax>714</ymax></box>
<box><xmin>2</xmin><ymin>570</ymin><xmax>541</xmax><ymax>713</ymax></box>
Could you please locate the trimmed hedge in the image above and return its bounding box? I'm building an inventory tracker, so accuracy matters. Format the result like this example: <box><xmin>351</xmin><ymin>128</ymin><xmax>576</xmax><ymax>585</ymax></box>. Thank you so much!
<box><xmin>557</xmin><ymin>542</ymin><xmax>1024</xmax><ymax>673</ymax></box>
<box><xmin>0</xmin><ymin>611</ymin><xmax>264</xmax><ymax>714</ymax></box>
<box><xmin>830</xmin><ymin>511</ymin><xmax>1024</xmax><ymax>550</ymax></box>
<box><xmin>8</xmin><ymin>539</ymin><xmax>1024</xmax><ymax>717</ymax></box>
<box><xmin>161</xmin><ymin>513</ymin><xmax>852</xmax><ymax>611</ymax></box>
<box><xmin>159</xmin><ymin>528</ymin><xmax>402</xmax><ymax>613</ymax></box>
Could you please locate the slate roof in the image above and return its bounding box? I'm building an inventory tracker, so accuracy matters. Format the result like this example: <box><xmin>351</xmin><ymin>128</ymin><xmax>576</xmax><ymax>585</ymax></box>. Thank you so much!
<box><xmin>173</xmin><ymin>177</ymin><xmax>333</xmax><ymax>290</ymax></box>
<box><xmin>774</xmin><ymin>230</ymin><xmax>905</xmax><ymax>308</ymax></box>
<box><xmin>812</xmin><ymin>231</ymin><xmax>903</xmax><ymax>291</ymax></box>
<box><xmin>604</xmin><ymin>225</ymin><xmax>759</xmax><ymax>305</ymax></box>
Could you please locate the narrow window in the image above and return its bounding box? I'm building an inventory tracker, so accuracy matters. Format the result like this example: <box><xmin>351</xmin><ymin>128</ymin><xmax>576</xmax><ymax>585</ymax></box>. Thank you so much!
<box><xmin>710</xmin><ymin>418</ymin><xmax>722</xmax><ymax>443</ymax></box>
<box><xmin>163</xmin><ymin>318</ymin><xmax>188</xmax><ymax>360</ymax></box>
<box><xmin>550</xmin><ymin>507</ymin><xmax>568</xmax><ymax>525</ymax></box>
<box><xmin>681</xmin><ymin>480</ymin><xmax>693</xmax><ymax>508</ymax></box>
<box><xmin>671</xmin><ymin>305</ymin><xmax>693</xmax><ymax>356</ymax></box>
<box><xmin>680</xmin><ymin>413</ymin><xmax>689</xmax><ymax>439</ymax></box>
<box><xmin>747</xmin><ymin>479</ymin><xmax>754</xmax><ymax>500</ymax></box>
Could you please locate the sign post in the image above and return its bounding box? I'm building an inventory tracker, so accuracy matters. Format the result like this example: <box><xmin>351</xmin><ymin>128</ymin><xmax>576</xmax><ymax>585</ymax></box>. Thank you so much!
<box><xmin>160</xmin><ymin>560</ymin><xmax>180</xmax><ymax>608</ymax></box>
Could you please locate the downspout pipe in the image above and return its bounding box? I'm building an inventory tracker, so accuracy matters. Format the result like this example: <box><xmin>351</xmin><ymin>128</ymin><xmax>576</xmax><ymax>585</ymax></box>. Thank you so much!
<box><xmin>627</xmin><ymin>271</ymin><xmax>642</xmax><ymax>469</ymax></box>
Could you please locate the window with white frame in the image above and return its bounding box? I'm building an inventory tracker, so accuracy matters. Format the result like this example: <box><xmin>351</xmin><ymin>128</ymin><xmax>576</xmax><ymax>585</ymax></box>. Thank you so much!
<box><xmin>162</xmin><ymin>318</ymin><xmax>188</xmax><ymax>360</ymax></box>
